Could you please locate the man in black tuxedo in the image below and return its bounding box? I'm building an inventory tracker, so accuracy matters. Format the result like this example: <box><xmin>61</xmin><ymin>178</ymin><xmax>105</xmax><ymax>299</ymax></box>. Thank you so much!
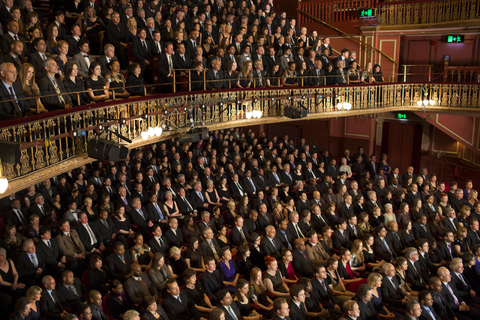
<box><xmin>6</xmin><ymin>199</ymin><xmax>28</xmax><ymax>230</ymax></box>
<box><xmin>50</xmin><ymin>11</ymin><xmax>67</xmax><ymax>40</ymax></box>
<box><xmin>0</xmin><ymin>61</ymin><xmax>32</xmax><ymax>120</ymax></box>
<box><xmin>386</xmin><ymin>221</ymin><xmax>405</xmax><ymax>257</ymax></box>
<box><xmin>163</xmin><ymin>279</ymin><xmax>204</xmax><ymax>320</ymax></box>
<box><xmin>467</xmin><ymin>218</ymin><xmax>480</xmax><ymax>248</ymax></box>
<box><xmin>67</xmin><ymin>24</ymin><xmax>82</xmax><ymax>56</ymax></box>
<box><xmin>94</xmin><ymin>210</ymin><xmax>118</xmax><ymax>248</ymax></box>
<box><xmin>131</xmin><ymin>182</ymin><xmax>149</xmax><ymax>206</ymax></box>
<box><xmin>443</xmin><ymin>208</ymin><xmax>460</xmax><ymax>234</ymax></box>
<box><xmin>273</xmin><ymin>297</ymin><xmax>292</xmax><ymax>320</ymax></box>
<box><xmin>206</xmin><ymin>58</ymin><xmax>225</xmax><ymax>90</ymax></box>
<box><xmin>132</xmin><ymin>28</ymin><xmax>154</xmax><ymax>77</ymax></box>
<box><xmin>148</xmin><ymin>224</ymin><xmax>169</xmax><ymax>258</ymax></box>
<box><xmin>308</xmin><ymin>60</ymin><xmax>325</xmax><ymax>86</ymax></box>
<box><xmin>406</xmin><ymin>183</ymin><xmax>421</xmax><ymax>207</ymax></box>
<box><xmin>201</xmin><ymin>256</ymin><xmax>225</xmax><ymax>305</ymax></box>
<box><xmin>40</xmin><ymin>275</ymin><xmax>69</xmax><ymax>320</ymax></box>
<box><xmin>106</xmin><ymin>242</ymin><xmax>133</xmax><ymax>281</ymax></box>
<box><xmin>77</xmin><ymin>212</ymin><xmax>105</xmax><ymax>255</ymax></box>
<box><xmin>332</xmin><ymin>218</ymin><xmax>351</xmax><ymax>251</ymax></box>
<box><xmin>150</xmin><ymin>30</ymin><xmax>163</xmax><ymax>59</ymax></box>
<box><xmin>254</xmin><ymin>168</ymin><xmax>269</xmax><ymax>193</ymax></box>
<box><xmin>373</xmin><ymin>225</ymin><xmax>396</xmax><ymax>262</ymax></box>
<box><xmin>417</xmin><ymin>238</ymin><xmax>437</xmax><ymax>278</ymax></box>
<box><xmin>380</xmin><ymin>263</ymin><xmax>409</xmax><ymax>314</ymax></box>
<box><xmin>338</xmin><ymin>195</ymin><xmax>354</xmax><ymax>219</ymax></box>
<box><xmin>157</xmin><ymin>42</ymin><xmax>174</xmax><ymax>93</ymax></box>
<box><xmin>105</xmin><ymin>12</ymin><xmax>128</xmax><ymax>69</ymax></box>
<box><xmin>3</xmin><ymin>40</ymin><xmax>25</xmax><ymax>71</ymax></box>
<box><xmin>17</xmin><ymin>239</ymin><xmax>46</xmax><ymax>287</ymax></box>
<box><xmin>38</xmin><ymin>58</ymin><xmax>73</xmax><ymax>110</ymax></box>
<box><xmin>217</xmin><ymin>289</ymin><xmax>245</xmax><ymax>320</ymax></box>
<box><xmin>56</xmin><ymin>269</ymin><xmax>86</xmax><ymax>311</ymax></box>
<box><xmin>36</xmin><ymin>227</ymin><xmax>66</xmax><ymax>275</ymax></box>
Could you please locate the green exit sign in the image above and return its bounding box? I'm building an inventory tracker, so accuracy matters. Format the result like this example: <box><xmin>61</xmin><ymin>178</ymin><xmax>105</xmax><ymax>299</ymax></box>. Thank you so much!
<box><xmin>397</xmin><ymin>113</ymin><xmax>407</xmax><ymax>120</ymax></box>
<box><xmin>359</xmin><ymin>8</ymin><xmax>375</xmax><ymax>18</ymax></box>
<box><xmin>446</xmin><ymin>35</ymin><xmax>464</xmax><ymax>43</ymax></box>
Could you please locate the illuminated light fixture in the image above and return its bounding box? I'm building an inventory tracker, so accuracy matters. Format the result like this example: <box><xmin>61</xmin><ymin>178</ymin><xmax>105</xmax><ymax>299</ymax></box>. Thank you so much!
<box><xmin>0</xmin><ymin>159</ymin><xmax>7</xmax><ymax>194</ymax></box>
<box><xmin>154</xmin><ymin>127</ymin><xmax>163</xmax><ymax>137</ymax></box>
<box><xmin>417</xmin><ymin>100</ymin><xmax>423</xmax><ymax>106</ymax></box>
<box><xmin>337</xmin><ymin>102</ymin><xmax>352</xmax><ymax>111</ymax></box>
<box><xmin>246</xmin><ymin>111</ymin><xmax>253</xmax><ymax>119</ymax></box>
<box><xmin>417</xmin><ymin>100</ymin><xmax>435</xmax><ymax>106</ymax></box>
<box><xmin>141</xmin><ymin>131</ymin><xmax>149</xmax><ymax>140</ymax></box>
<box><xmin>423</xmin><ymin>99</ymin><xmax>429</xmax><ymax>106</ymax></box>
<box><xmin>252</xmin><ymin>110</ymin><xmax>263</xmax><ymax>118</ymax></box>
<box><xmin>429</xmin><ymin>100</ymin><xmax>435</xmax><ymax>106</ymax></box>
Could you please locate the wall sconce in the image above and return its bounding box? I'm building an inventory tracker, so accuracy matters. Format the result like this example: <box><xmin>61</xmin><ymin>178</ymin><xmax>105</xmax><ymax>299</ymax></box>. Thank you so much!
<box><xmin>141</xmin><ymin>126</ymin><xmax>163</xmax><ymax>140</ymax></box>
<box><xmin>0</xmin><ymin>159</ymin><xmax>8</xmax><ymax>194</ymax></box>
<box><xmin>417</xmin><ymin>100</ymin><xmax>435</xmax><ymax>106</ymax></box>
<box><xmin>336</xmin><ymin>102</ymin><xmax>352</xmax><ymax>110</ymax></box>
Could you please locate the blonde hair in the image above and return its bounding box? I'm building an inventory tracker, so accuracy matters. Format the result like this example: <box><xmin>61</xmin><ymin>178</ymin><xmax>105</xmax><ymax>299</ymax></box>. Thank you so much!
<box><xmin>170</xmin><ymin>246</ymin><xmax>181</xmax><ymax>256</ymax></box>
<box><xmin>127</xmin><ymin>16</ymin><xmax>137</xmax><ymax>29</ymax></box>
<box><xmin>26</xmin><ymin>285</ymin><xmax>42</xmax><ymax>300</ymax></box>
<box><xmin>367</xmin><ymin>272</ymin><xmax>382</xmax><ymax>287</ymax></box>
<box><xmin>250</xmin><ymin>267</ymin><xmax>266</xmax><ymax>294</ymax></box>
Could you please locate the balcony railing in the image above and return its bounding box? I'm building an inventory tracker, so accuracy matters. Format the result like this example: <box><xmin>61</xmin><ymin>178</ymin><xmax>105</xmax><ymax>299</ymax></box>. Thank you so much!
<box><xmin>298</xmin><ymin>0</ymin><xmax>378</xmax><ymax>24</ymax></box>
<box><xmin>1</xmin><ymin>80</ymin><xmax>480</xmax><ymax>195</ymax></box>
<box><xmin>378</xmin><ymin>0</ymin><xmax>480</xmax><ymax>26</ymax></box>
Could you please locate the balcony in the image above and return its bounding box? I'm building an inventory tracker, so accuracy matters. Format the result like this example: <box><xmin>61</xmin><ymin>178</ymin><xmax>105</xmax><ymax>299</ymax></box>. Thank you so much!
<box><xmin>1</xmin><ymin>75</ymin><xmax>479</xmax><ymax>196</ymax></box>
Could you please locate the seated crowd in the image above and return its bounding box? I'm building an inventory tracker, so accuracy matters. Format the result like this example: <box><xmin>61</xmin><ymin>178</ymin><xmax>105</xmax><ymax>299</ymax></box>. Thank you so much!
<box><xmin>1</xmin><ymin>127</ymin><xmax>480</xmax><ymax>320</ymax></box>
<box><xmin>0</xmin><ymin>0</ymin><xmax>385</xmax><ymax>121</ymax></box>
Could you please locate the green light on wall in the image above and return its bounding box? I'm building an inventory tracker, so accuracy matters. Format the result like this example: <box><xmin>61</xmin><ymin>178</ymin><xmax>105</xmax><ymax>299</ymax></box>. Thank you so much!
<box><xmin>359</xmin><ymin>9</ymin><xmax>375</xmax><ymax>18</ymax></box>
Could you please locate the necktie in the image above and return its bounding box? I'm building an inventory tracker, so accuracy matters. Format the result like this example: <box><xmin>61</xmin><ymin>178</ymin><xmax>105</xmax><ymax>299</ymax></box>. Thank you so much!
<box><xmin>40</xmin><ymin>205</ymin><xmax>44</xmax><ymax>214</ymax></box>
<box><xmin>446</xmin><ymin>283</ymin><xmax>460</xmax><ymax>305</ymax></box>
<box><xmin>86</xmin><ymin>224</ymin><xmax>97</xmax><ymax>244</ymax></box>
<box><xmin>157</xmin><ymin>237</ymin><xmax>164</xmax><ymax>249</ymax></box>
<box><xmin>14</xmin><ymin>34</ymin><xmax>18</xmax><ymax>40</ymax></box>
<box><xmin>448</xmin><ymin>243</ymin><xmax>453</xmax><ymax>259</ymax></box>
<box><xmin>321</xmin><ymin>281</ymin><xmax>332</xmax><ymax>303</ymax></box>
<box><xmin>210</xmin><ymin>241</ymin><xmax>219</xmax><ymax>260</ymax></box>
<box><xmin>383</xmin><ymin>238</ymin><xmax>392</xmax><ymax>255</ymax></box>
<box><xmin>228</xmin><ymin>306</ymin><xmax>237</xmax><ymax>320</ymax></box>
<box><xmin>459</xmin><ymin>273</ymin><xmax>467</xmax><ymax>286</ymax></box>
<box><xmin>142</xmin><ymin>40</ymin><xmax>147</xmax><ymax>52</ymax></box>
<box><xmin>295</xmin><ymin>224</ymin><xmax>304</xmax><ymax>238</ymax></box>
<box><xmin>249</xmin><ymin>178</ymin><xmax>256</xmax><ymax>193</ymax></box>
<box><xmin>309</xmin><ymin>169</ymin><xmax>316</xmax><ymax>179</ymax></box>
<box><xmin>30</xmin><ymin>253</ymin><xmax>38</xmax><ymax>268</ymax></box>
<box><xmin>15</xmin><ymin>209</ymin><xmax>26</xmax><ymax>225</ymax></box>
<box><xmin>181</xmin><ymin>55</ymin><xmax>185</xmax><ymax>63</ymax></box>
<box><xmin>197</xmin><ymin>191</ymin><xmax>204</xmax><ymax>202</ymax></box>
<box><xmin>42</xmin><ymin>53</ymin><xmax>46</xmax><ymax>60</ymax></box>
<box><xmin>138</xmin><ymin>209</ymin><xmax>145</xmax><ymax>219</ymax></box>
<box><xmin>176</xmin><ymin>295</ymin><xmax>182</xmax><ymax>303</ymax></box>
<box><xmin>47</xmin><ymin>240</ymin><xmax>52</xmax><ymax>251</ymax></box>
<box><xmin>52</xmin><ymin>79</ymin><xmax>66</xmax><ymax>105</ymax></box>
<box><xmin>286</xmin><ymin>172</ymin><xmax>291</xmax><ymax>180</ymax></box>
<box><xmin>192</xmin><ymin>40</ymin><xmax>196</xmax><ymax>47</ymax></box>
<box><xmin>156</xmin><ymin>42</ymin><xmax>161</xmax><ymax>53</ymax></box>
<box><xmin>301</xmin><ymin>251</ymin><xmax>308</xmax><ymax>260</ymax></box>
<box><xmin>183</xmin><ymin>197</ymin><xmax>193</xmax><ymax>211</ymax></box>
<box><xmin>236</xmin><ymin>182</ymin><xmax>244</xmax><ymax>196</ymax></box>
<box><xmin>95</xmin><ymin>177</ymin><xmax>100</xmax><ymax>184</ymax></box>
<box><xmin>68</xmin><ymin>284</ymin><xmax>79</xmax><ymax>296</ymax></box>
<box><xmin>239</xmin><ymin>228</ymin><xmax>247</xmax><ymax>244</ymax></box>
<box><xmin>154</xmin><ymin>203</ymin><xmax>164</xmax><ymax>220</ymax></box>
<box><xmin>8</xmin><ymin>86</ymin><xmax>22</xmax><ymax>116</ymax></box>
<box><xmin>430</xmin><ymin>204</ymin><xmax>434</xmax><ymax>211</ymax></box>
<box><xmin>274</xmin><ymin>173</ymin><xmax>279</xmax><ymax>183</ymax></box>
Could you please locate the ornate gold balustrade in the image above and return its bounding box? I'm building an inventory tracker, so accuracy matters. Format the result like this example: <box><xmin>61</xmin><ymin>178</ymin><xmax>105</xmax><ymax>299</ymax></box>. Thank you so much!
<box><xmin>2</xmin><ymin>82</ymin><xmax>480</xmax><ymax>196</ymax></box>
<box><xmin>377</xmin><ymin>0</ymin><xmax>480</xmax><ymax>27</ymax></box>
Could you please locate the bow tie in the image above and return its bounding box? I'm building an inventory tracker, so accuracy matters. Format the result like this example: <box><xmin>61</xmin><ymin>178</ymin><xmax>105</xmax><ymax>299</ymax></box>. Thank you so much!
<box><xmin>83</xmin><ymin>55</ymin><xmax>88</xmax><ymax>58</ymax></box>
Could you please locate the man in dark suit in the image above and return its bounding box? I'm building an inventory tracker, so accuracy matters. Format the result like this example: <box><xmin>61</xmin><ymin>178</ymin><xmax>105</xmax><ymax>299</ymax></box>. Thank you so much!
<box><xmin>443</xmin><ymin>208</ymin><xmax>460</xmax><ymax>233</ymax></box>
<box><xmin>438</xmin><ymin>267</ymin><xmax>480</xmax><ymax>318</ymax></box>
<box><xmin>176</xmin><ymin>187</ymin><xmax>196</xmax><ymax>216</ymax></box>
<box><xmin>451</xmin><ymin>189</ymin><xmax>467</xmax><ymax>213</ymax></box>
<box><xmin>381</xmin><ymin>263</ymin><xmax>409</xmax><ymax>314</ymax></box>
<box><xmin>148</xmin><ymin>224</ymin><xmax>169</xmax><ymax>258</ymax></box>
<box><xmin>338</xmin><ymin>195</ymin><xmax>354</xmax><ymax>219</ymax></box>
<box><xmin>40</xmin><ymin>275</ymin><xmax>69</xmax><ymax>320</ymax></box>
<box><xmin>311</xmin><ymin>264</ymin><xmax>343</xmax><ymax>315</ymax></box>
<box><xmin>406</xmin><ymin>183</ymin><xmax>421</xmax><ymax>207</ymax></box>
<box><xmin>0</xmin><ymin>20</ymin><xmax>28</xmax><ymax>57</ymax></box>
<box><xmin>131</xmin><ymin>182</ymin><xmax>149</xmax><ymax>206</ymax></box>
<box><xmin>106</xmin><ymin>242</ymin><xmax>133</xmax><ymax>281</ymax></box>
<box><xmin>230</xmin><ymin>173</ymin><xmax>247</xmax><ymax>200</ymax></box>
<box><xmin>405</xmin><ymin>247</ymin><xmax>428</xmax><ymax>291</ymax></box>
<box><xmin>244</xmin><ymin>210</ymin><xmax>260</xmax><ymax>236</ymax></box>
<box><xmin>5</xmin><ymin>199</ymin><xmax>28</xmax><ymax>230</ymax></box>
<box><xmin>253</xmin><ymin>168</ymin><xmax>269</xmax><ymax>193</ymax></box>
<box><xmin>418</xmin><ymin>290</ymin><xmax>441</xmax><ymax>320</ymax></box>
<box><xmin>157</xmin><ymin>42</ymin><xmax>174</xmax><ymax>93</ymax></box>
<box><xmin>217</xmin><ymin>289</ymin><xmax>245</xmax><ymax>320</ymax></box>
<box><xmin>206</xmin><ymin>58</ymin><xmax>225</xmax><ymax>90</ymax></box>
<box><xmin>0</xmin><ymin>61</ymin><xmax>32</xmax><ymax>120</ymax></box>
<box><xmin>373</xmin><ymin>225</ymin><xmax>397</xmax><ymax>262</ymax></box>
<box><xmin>201</xmin><ymin>256</ymin><xmax>225</xmax><ymax>304</ymax></box>
<box><xmin>17</xmin><ymin>239</ymin><xmax>46</xmax><ymax>287</ymax></box>
<box><xmin>87</xmin><ymin>292</ymin><xmax>109</xmax><ymax>320</ymax></box>
<box><xmin>36</xmin><ymin>227</ymin><xmax>66</xmax><ymax>275</ymax></box>
<box><xmin>308</xmin><ymin>60</ymin><xmax>326</xmax><ymax>86</ymax></box>
<box><xmin>38</xmin><ymin>58</ymin><xmax>73</xmax><ymax>110</ymax></box>
<box><xmin>261</xmin><ymin>225</ymin><xmax>283</xmax><ymax>260</ymax></box>
<box><xmin>97</xmin><ymin>44</ymin><xmax>119</xmax><ymax>77</ymax></box>
<box><xmin>94</xmin><ymin>210</ymin><xmax>118</xmax><ymax>248</ymax></box>
<box><xmin>417</xmin><ymin>238</ymin><xmax>437</xmax><ymax>278</ymax></box>
<box><xmin>67</xmin><ymin>24</ymin><xmax>82</xmax><ymax>56</ymax></box>
<box><xmin>132</xmin><ymin>28</ymin><xmax>154</xmax><ymax>77</ymax></box>
<box><xmin>76</xmin><ymin>212</ymin><xmax>104</xmax><ymax>255</ymax></box>
<box><xmin>333</xmin><ymin>60</ymin><xmax>347</xmax><ymax>85</ymax></box>
<box><xmin>467</xmin><ymin>218</ymin><xmax>480</xmax><ymax>248</ymax></box>
<box><xmin>230</xmin><ymin>215</ymin><xmax>250</xmax><ymax>247</ymax></box>
<box><xmin>3</xmin><ymin>40</ymin><xmax>25</xmax><ymax>71</ymax></box>
<box><xmin>125</xmin><ymin>263</ymin><xmax>158</xmax><ymax>305</ymax></box>
<box><xmin>386</xmin><ymin>221</ymin><xmax>405</xmax><ymax>257</ymax></box>
<box><xmin>200</xmin><ymin>227</ymin><xmax>221</xmax><ymax>262</ymax></box>
<box><xmin>163</xmin><ymin>279</ymin><xmax>203</xmax><ymax>320</ymax></box>
<box><xmin>29</xmin><ymin>38</ymin><xmax>49</xmax><ymax>80</ymax></box>
<box><xmin>173</xmin><ymin>42</ymin><xmax>191</xmax><ymax>72</ymax></box>
<box><xmin>292</xmin><ymin>238</ymin><xmax>315</xmax><ymax>278</ymax></box>
<box><xmin>190</xmin><ymin>182</ymin><xmax>208</xmax><ymax>212</ymax></box>
<box><xmin>129</xmin><ymin>197</ymin><xmax>153</xmax><ymax>237</ymax></box>
<box><xmin>164</xmin><ymin>217</ymin><xmax>185</xmax><ymax>249</ymax></box>
<box><xmin>366</xmin><ymin>190</ymin><xmax>384</xmax><ymax>214</ymax></box>
<box><xmin>332</xmin><ymin>218</ymin><xmax>351</xmax><ymax>251</ymax></box>
<box><xmin>56</xmin><ymin>269</ymin><xmax>86</xmax><ymax>311</ymax></box>
<box><xmin>429</xmin><ymin>276</ymin><xmax>460</xmax><ymax>320</ymax></box>
<box><xmin>273</xmin><ymin>297</ymin><xmax>292</xmax><ymax>320</ymax></box>
<box><xmin>413</xmin><ymin>215</ymin><xmax>434</xmax><ymax>240</ymax></box>
<box><xmin>437</xmin><ymin>231</ymin><xmax>458</xmax><ymax>264</ymax></box>
<box><xmin>449</xmin><ymin>257</ymin><xmax>480</xmax><ymax>305</ymax></box>
<box><xmin>11</xmin><ymin>297</ymin><xmax>31</xmax><ymax>320</ymax></box>
<box><xmin>289</xmin><ymin>284</ymin><xmax>313</xmax><ymax>320</ymax></box>
<box><xmin>105</xmin><ymin>12</ymin><xmax>128</xmax><ymax>69</ymax></box>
